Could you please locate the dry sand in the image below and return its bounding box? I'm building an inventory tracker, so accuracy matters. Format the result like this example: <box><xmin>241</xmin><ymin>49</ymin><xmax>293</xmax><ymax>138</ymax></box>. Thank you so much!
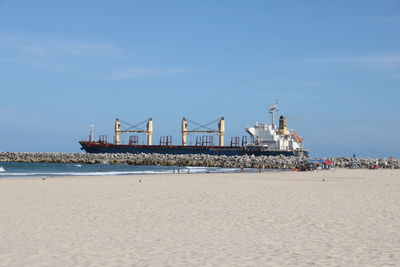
<box><xmin>0</xmin><ymin>169</ymin><xmax>399</xmax><ymax>266</ymax></box>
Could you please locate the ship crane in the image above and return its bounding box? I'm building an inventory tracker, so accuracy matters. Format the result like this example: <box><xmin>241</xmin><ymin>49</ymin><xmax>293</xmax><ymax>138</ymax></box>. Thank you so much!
<box><xmin>181</xmin><ymin>117</ymin><xmax>225</xmax><ymax>146</ymax></box>
<box><xmin>114</xmin><ymin>118</ymin><xmax>153</xmax><ymax>145</ymax></box>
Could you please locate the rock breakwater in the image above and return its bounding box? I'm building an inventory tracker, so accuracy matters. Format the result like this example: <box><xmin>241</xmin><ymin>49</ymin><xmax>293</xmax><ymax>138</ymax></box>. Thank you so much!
<box><xmin>0</xmin><ymin>152</ymin><xmax>399</xmax><ymax>169</ymax></box>
<box><xmin>0</xmin><ymin>152</ymin><xmax>306</xmax><ymax>169</ymax></box>
<box><xmin>328</xmin><ymin>157</ymin><xmax>400</xmax><ymax>169</ymax></box>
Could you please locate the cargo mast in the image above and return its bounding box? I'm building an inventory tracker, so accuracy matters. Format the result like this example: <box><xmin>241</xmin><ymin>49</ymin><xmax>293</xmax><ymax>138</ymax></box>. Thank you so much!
<box><xmin>181</xmin><ymin>117</ymin><xmax>225</xmax><ymax>146</ymax></box>
<box><xmin>114</xmin><ymin>118</ymin><xmax>153</xmax><ymax>145</ymax></box>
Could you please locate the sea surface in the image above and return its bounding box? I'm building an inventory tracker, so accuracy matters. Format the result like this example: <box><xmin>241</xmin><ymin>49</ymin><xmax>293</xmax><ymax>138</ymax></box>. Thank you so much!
<box><xmin>0</xmin><ymin>162</ymin><xmax>264</xmax><ymax>178</ymax></box>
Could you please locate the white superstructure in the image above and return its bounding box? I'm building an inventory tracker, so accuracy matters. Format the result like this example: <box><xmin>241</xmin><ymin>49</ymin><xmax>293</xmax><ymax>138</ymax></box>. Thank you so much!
<box><xmin>245</xmin><ymin>103</ymin><xmax>304</xmax><ymax>152</ymax></box>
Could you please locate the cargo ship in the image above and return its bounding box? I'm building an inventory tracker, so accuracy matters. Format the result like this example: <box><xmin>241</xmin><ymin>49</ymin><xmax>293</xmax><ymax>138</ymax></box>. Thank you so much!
<box><xmin>80</xmin><ymin>103</ymin><xmax>308</xmax><ymax>156</ymax></box>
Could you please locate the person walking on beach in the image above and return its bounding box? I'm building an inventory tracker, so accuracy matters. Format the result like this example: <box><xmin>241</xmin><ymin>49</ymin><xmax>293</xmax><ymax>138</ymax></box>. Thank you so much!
<box><xmin>259</xmin><ymin>164</ymin><xmax>264</xmax><ymax>173</ymax></box>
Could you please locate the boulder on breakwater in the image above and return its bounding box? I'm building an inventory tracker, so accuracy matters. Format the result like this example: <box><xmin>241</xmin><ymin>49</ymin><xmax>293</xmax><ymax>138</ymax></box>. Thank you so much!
<box><xmin>327</xmin><ymin>157</ymin><xmax>400</xmax><ymax>169</ymax></box>
<box><xmin>0</xmin><ymin>152</ymin><xmax>399</xmax><ymax>169</ymax></box>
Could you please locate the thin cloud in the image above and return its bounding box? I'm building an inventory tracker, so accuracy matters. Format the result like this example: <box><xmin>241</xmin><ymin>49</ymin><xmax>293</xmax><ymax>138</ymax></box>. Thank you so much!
<box><xmin>290</xmin><ymin>54</ymin><xmax>400</xmax><ymax>79</ymax></box>
<box><xmin>110</xmin><ymin>67</ymin><xmax>187</xmax><ymax>80</ymax></box>
<box><xmin>16</xmin><ymin>42</ymin><xmax>120</xmax><ymax>57</ymax></box>
<box><xmin>2</xmin><ymin>56</ymin><xmax>68</xmax><ymax>69</ymax></box>
<box><xmin>296</xmin><ymin>54</ymin><xmax>400</xmax><ymax>68</ymax></box>
<box><xmin>332</xmin><ymin>55</ymin><xmax>400</xmax><ymax>67</ymax></box>
<box><xmin>0</xmin><ymin>36</ymin><xmax>121</xmax><ymax>57</ymax></box>
<box><xmin>366</xmin><ymin>16</ymin><xmax>400</xmax><ymax>23</ymax></box>
<box><xmin>0</xmin><ymin>35</ymin><xmax>122</xmax><ymax>71</ymax></box>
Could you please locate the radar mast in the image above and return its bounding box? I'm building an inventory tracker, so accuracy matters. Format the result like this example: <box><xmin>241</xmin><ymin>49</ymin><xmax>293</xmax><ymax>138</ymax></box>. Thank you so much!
<box><xmin>268</xmin><ymin>99</ymin><xmax>278</xmax><ymax>129</ymax></box>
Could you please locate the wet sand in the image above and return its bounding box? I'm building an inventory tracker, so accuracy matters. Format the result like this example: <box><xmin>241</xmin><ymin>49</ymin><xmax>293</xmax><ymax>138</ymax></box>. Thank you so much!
<box><xmin>0</xmin><ymin>169</ymin><xmax>399</xmax><ymax>266</ymax></box>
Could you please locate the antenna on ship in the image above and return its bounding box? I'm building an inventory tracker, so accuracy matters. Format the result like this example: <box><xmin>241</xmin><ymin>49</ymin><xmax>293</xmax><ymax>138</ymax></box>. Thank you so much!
<box><xmin>268</xmin><ymin>99</ymin><xmax>278</xmax><ymax>129</ymax></box>
<box><xmin>89</xmin><ymin>124</ymin><xmax>95</xmax><ymax>142</ymax></box>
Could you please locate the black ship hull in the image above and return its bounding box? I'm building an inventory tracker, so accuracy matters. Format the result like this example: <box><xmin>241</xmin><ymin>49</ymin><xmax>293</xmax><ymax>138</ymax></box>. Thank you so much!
<box><xmin>79</xmin><ymin>141</ymin><xmax>306</xmax><ymax>157</ymax></box>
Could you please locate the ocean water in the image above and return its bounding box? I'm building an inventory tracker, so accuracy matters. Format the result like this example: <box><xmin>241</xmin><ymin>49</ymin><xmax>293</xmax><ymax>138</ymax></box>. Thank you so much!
<box><xmin>0</xmin><ymin>162</ymin><xmax>251</xmax><ymax>178</ymax></box>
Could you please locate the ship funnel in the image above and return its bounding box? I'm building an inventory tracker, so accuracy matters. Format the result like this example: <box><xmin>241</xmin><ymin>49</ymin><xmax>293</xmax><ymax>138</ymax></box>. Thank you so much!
<box><xmin>181</xmin><ymin>117</ymin><xmax>188</xmax><ymax>146</ymax></box>
<box><xmin>146</xmin><ymin>118</ymin><xmax>153</xmax><ymax>145</ymax></box>
<box><xmin>278</xmin><ymin>115</ymin><xmax>288</xmax><ymax>135</ymax></box>
<box><xmin>114</xmin><ymin>118</ymin><xmax>121</xmax><ymax>145</ymax></box>
<box><xmin>218</xmin><ymin>117</ymin><xmax>225</xmax><ymax>146</ymax></box>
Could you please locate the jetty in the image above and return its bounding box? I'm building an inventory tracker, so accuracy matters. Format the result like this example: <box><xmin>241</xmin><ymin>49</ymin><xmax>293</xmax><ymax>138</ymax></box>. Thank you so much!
<box><xmin>0</xmin><ymin>152</ymin><xmax>399</xmax><ymax>169</ymax></box>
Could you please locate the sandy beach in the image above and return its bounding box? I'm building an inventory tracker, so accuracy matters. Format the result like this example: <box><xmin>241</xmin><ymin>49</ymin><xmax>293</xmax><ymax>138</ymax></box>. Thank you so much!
<box><xmin>0</xmin><ymin>169</ymin><xmax>399</xmax><ymax>266</ymax></box>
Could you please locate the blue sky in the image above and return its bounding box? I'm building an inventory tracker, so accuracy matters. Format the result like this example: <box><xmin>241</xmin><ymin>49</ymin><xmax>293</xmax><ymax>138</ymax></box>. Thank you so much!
<box><xmin>0</xmin><ymin>0</ymin><xmax>399</xmax><ymax>157</ymax></box>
